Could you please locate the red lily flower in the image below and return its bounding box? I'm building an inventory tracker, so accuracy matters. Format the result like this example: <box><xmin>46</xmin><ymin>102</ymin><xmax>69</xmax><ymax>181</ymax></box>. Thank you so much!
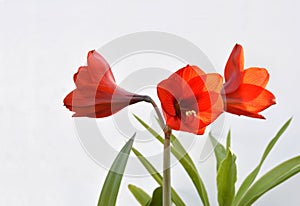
<box><xmin>63</xmin><ymin>50</ymin><xmax>146</xmax><ymax>118</ymax></box>
<box><xmin>222</xmin><ymin>44</ymin><xmax>276</xmax><ymax>119</ymax></box>
<box><xmin>157</xmin><ymin>65</ymin><xmax>223</xmax><ymax>135</ymax></box>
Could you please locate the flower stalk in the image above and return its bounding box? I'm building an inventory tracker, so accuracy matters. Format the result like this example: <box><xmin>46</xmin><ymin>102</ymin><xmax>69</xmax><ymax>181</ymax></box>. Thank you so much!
<box><xmin>144</xmin><ymin>95</ymin><xmax>171</xmax><ymax>206</ymax></box>
<box><xmin>163</xmin><ymin>125</ymin><xmax>172</xmax><ymax>206</ymax></box>
<box><xmin>142</xmin><ymin>95</ymin><xmax>165</xmax><ymax>129</ymax></box>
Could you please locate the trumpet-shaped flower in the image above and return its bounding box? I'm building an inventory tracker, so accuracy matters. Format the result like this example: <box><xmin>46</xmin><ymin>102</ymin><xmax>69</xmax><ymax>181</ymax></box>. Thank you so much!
<box><xmin>64</xmin><ymin>50</ymin><xmax>146</xmax><ymax>118</ymax></box>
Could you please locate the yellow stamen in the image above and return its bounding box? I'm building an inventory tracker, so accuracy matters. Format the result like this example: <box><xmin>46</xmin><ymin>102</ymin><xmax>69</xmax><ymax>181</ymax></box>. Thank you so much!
<box><xmin>185</xmin><ymin>110</ymin><xmax>197</xmax><ymax>117</ymax></box>
<box><xmin>185</xmin><ymin>110</ymin><xmax>201</xmax><ymax>119</ymax></box>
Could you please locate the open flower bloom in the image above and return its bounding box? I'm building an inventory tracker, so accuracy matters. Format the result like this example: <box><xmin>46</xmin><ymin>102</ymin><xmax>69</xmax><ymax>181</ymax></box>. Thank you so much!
<box><xmin>64</xmin><ymin>50</ymin><xmax>146</xmax><ymax>118</ymax></box>
<box><xmin>157</xmin><ymin>65</ymin><xmax>223</xmax><ymax>135</ymax></box>
<box><xmin>222</xmin><ymin>44</ymin><xmax>276</xmax><ymax>119</ymax></box>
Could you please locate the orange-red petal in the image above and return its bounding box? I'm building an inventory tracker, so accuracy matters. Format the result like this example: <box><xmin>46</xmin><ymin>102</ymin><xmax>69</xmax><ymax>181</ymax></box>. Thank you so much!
<box><xmin>224</xmin><ymin>84</ymin><xmax>276</xmax><ymax>119</ymax></box>
<box><xmin>198</xmin><ymin>92</ymin><xmax>224</xmax><ymax>125</ymax></box>
<box><xmin>181</xmin><ymin>75</ymin><xmax>206</xmax><ymax>100</ymax></box>
<box><xmin>223</xmin><ymin>44</ymin><xmax>244</xmax><ymax>93</ymax></box>
<box><xmin>157</xmin><ymin>90</ymin><xmax>176</xmax><ymax>116</ymax></box>
<box><xmin>203</xmin><ymin>73</ymin><xmax>223</xmax><ymax>92</ymax></box>
<box><xmin>86</xmin><ymin>50</ymin><xmax>116</xmax><ymax>84</ymax></box>
<box><xmin>175</xmin><ymin>65</ymin><xmax>205</xmax><ymax>81</ymax></box>
<box><xmin>242</xmin><ymin>67</ymin><xmax>269</xmax><ymax>88</ymax></box>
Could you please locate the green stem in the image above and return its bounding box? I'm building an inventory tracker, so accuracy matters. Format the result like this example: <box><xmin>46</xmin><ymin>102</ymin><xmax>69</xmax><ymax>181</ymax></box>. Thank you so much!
<box><xmin>142</xmin><ymin>95</ymin><xmax>165</xmax><ymax>129</ymax></box>
<box><xmin>163</xmin><ymin>126</ymin><xmax>172</xmax><ymax>206</ymax></box>
<box><xmin>144</xmin><ymin>95</ymin><xmax>171</xmax><ymax>206</ymax></box>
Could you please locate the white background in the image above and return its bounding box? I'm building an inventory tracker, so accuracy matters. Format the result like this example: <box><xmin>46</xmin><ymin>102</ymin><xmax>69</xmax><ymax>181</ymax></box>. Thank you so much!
<box><xmin>1</xmin><ymin>0</ymin><xmax>300</xmax><ymax>205</ymax></box>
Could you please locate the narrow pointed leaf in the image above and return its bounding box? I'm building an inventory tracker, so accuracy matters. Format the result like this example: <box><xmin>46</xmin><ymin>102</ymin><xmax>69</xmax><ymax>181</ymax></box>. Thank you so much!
<box><xmin>238</xmin><ymin>156</ymin><xmax>300</xmax><ymax>206</ymax></box>
<box><xmin>132</xmin><ymin>148</ymin><xmax>186</xmax><ymax>206</ymax></box>
<box><xmin>97</xmin><ymin>135</ymin><xmax>135</xmax><ymax>206</ymax></box>
<box><xmin>132</xmin><ymin>148</ymin><xmax>162</xmax><ymax>185</ymax></box>
<box><xmin>128</xmin><ymin>184</ymin><xmax>151</xmax><ymax>206</ymax></box>
<box><xmin>209</xmin><ymin>132</ymin><xmax>227</xmax><ymax>171</ymax></box>
<box><xmin>217</xmin><ymin>148</ymin><xmax>237</xmax><ymax>206</ymax></box>
<box><xmin>233</xmin><ymin>118</ymin><xmax>292</xmax><ymax>206</ymax></box>
<box><xmin>134</xmin><ymin>114</ymin><xmax>209</xmax><ymax>206</ymax></box>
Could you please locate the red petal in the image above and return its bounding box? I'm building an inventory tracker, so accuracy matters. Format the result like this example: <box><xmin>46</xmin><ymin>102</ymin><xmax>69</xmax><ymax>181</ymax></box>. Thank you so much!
<box><xmin>71</xmin><ymin>103</ymin><xmax>111</xmax><ymax>118</ymax></box>
<box><xmin>187</xmin><ymin>125</ymin><xmax>206</xmax><ymax>135</ymax></box>
<box><xmin>181</xmin><ymin>75</ymin><xmax>206</xmax><ymax>100</ymax></box>
<box><xmin>181</xmin><ymin>73</ymin><xmax>222</xmax><ymax>101</ymax></box>
<box><xmin>199</xmin><ymin>91</ymin><xmax>222</xmax><ymax>111</ymax></box>
<box><xmin>177</xmin><ymin>93</ymin><xmax>223</xmax><ymax>135</ymax></box>
<box><xmin>203</xmin><ymin>73</ymin><xmax>223</xmax><ymax>92</ymax></box>
<box><xmin>224</xmin><ymin>107</ymin><xmax>266</xmax><ymax>119</ymax></box>
<box><xmin>165</xmin><ymin>114</ymin><xmax>208</xmax><ymax>134</ymax></box>
<box><xmin>157</xmin><ymin>79</ymin><xmax>178</xmax><ymax>116</ymax></box>
<box><xmin>223</xmin><ymin>44</ymin><xmax>244</xmax><ymax>93</ymax></box>
<box><xmin>165</xmin><ymin>114</ymin><xmax>181</xmax><ymax>130</ymax></box>
<box><xmin>175</xmin><ymin>65</ymin><xmax>205</xmax><ymax>82</ymax></box>
<box><xmin>73</xmin><ymin>66</ymin><xmax>98</xmax><ymax>89</ymax></box>
<box><xmin>224</xmin><ymin>84</ymin><xmax>276</xmax><ymax>118</ymax></box>
<box><xmin>69</xmin><ymin>85</ymin><xmax>101</xmax><ymax>106</ymax></box>
<box><xmin>242</xmin><ymin>67</ymin><xmax>269</xmax><ymax>88</ymax></box>
<box><xmin>73</xmin><ymin>51</ymin><xmax>117</xmax><ymax>89</ymax></box>
<box><xmin>63</xmin><ymin>91</ymin><xmax>74</xmax><ymax>111</ymax></box>
<box><xmin>195</xmin><ymin>126</ymin><xmax>206</xmax><ymax>135</ymax></box>
<box><xmin>179</xmin><ymin>115</ymin><xmax>207</xmax><ymax>135</ymax></box>
<box><xmin>64</xmin><ymin>83</ymin><xmax>138</xmax><ymax>118</ymax></box>
<box><xmin>73</xmin><ymin>101</ymin><xmax>132</xmax><ymax>118</ymax></box>
<box><xmin>198</xmin><ymin>94</ymin><xmax>224</xmax><ymax>125</ymax></box>
<box><xmin>182</xmin><ymin>74</ymin><xmax>223</xmax><ymax>112</ymax></box>
<box><xmin>74</xmin><ymin>66</ymin><xmax>88</xmax><ymax>83</ymax></box>
<box><xmin>86</xmin><ymin>50</ymin><xmax>116</xmax><ymax>84</ymax></box>
<box><xmin>182</xmin><ymin>122</ymin><xmax>207</xmax><ymax>135</ymax></box>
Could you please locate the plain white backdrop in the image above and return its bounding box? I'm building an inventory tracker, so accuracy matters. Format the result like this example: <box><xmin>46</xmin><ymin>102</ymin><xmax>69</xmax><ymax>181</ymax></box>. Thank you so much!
<box><xmin>0</xmin><ymin>0</ymin><xmax>300</xmax><ymax>205</ymax></box>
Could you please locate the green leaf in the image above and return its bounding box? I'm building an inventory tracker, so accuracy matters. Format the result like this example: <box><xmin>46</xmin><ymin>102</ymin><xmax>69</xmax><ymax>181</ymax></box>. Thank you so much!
<box><xmin>154</xmin><ymin>117</ymin><xmax>192</xmax><ymax>160</ymax></box>
<box><xmin>146</xmin><ymin>187</ymin><xmax>163</xmax><ymax>206</ymax></box>
<box><xmin>217</xmin><ymin>148</ymin><xmax>237</xmax><ymax>206</ymax></box>
<box><xmin>226</xmin><ymin>130</ymin><xmax>231</xmax><ymax>150</ymax></box>
<box><xmin>238</xmin><ymin>156</ymin><xmax>300</xmax><ymax>206</ymax></box>
<box><xmin>132</xmin><ymin>147</ymin><xmax>186</xmax><ymax>206</ymax></box>
<box><xmin>97</xmin><ymin>134</ymin><xmax>135</xmax><ymax>206</ymax></box>
<box><xmin>128</xmin><ymin>184</ymin><xmax>151</xmax><ymax>206</ymax></box>
<box><xmin>132</xmin><ymin>148</ymin><xmax>163</xmax><ymax>185</ymax></box>
<box><xmin>209</xmin><ymin>132</ymin><xmax>227</xmax><ymax>171</ymax></box>
<box><xmin>135</xmin><ymin>114</ymin><xmax>196</xmax><ymax>171</ymax></box>
<box><xmin>133</xmin><ymin>114</ymin><xmax>209</xmax><ymax>206</ymax></box>
<box><xmin>176</xmin><ymin>153</ymin><xmax>209</xmax><ymax>206</ymax></box>
<box><xmin>233</xmin><ymin>118</ymin><xmax>292</xmax><ymax>206</ymax></box>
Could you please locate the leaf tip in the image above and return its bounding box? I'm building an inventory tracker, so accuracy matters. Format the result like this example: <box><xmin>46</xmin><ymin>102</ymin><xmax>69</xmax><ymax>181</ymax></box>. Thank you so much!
<box><xmin>226</xmin><ymin>130</ymin><xmax>231</xmax><ymax>149</ymax></box>
<box><xmin>128</xmin><ymin>184</ymin><xmax>134</xmax><ymax>190</ymax></box>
